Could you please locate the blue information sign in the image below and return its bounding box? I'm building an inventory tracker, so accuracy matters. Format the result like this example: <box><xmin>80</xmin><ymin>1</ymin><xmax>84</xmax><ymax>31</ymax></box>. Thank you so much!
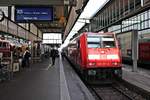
<box><xmin>15</xmin><ymin>6</ymin><xmax>53</xmax><ymax>22</ymax></box>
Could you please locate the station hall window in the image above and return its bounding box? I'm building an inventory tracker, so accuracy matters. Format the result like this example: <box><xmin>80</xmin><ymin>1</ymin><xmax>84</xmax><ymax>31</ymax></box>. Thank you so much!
<box><xmin>43</xmin><ymin>33</ymin><xmax>62</xmax><ymax>44</ymax></box>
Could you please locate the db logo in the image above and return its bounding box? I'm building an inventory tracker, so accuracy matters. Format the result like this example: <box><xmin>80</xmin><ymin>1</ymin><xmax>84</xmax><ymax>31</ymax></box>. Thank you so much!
<box><xmin>17</xmin><ymin>10</ymin><xmax>23</xmax><ymax>14</ymax></box>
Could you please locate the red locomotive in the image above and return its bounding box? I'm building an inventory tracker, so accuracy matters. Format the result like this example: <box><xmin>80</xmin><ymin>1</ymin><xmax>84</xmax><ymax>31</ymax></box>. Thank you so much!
<box><xmin>65</xmin><ymin>32</ymin><xmax>122</xmax><ymax>83</ymax></box>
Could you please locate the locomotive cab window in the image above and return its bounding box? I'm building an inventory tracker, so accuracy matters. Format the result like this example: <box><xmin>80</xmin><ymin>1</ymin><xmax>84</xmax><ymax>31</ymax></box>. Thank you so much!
<box><xmin>102</xmin><ymin>38</ymin><xmax>115</xmax><ymax>48</ymax></box>
<box><xmin>87</xmin><ymin>36</ymin><xmax>101</xmax><ymax>48</ymax></box>
<box><xmin>87</xmin><ymin>34</ymin><xmax>116</xmax><ymax>48</ymax></box>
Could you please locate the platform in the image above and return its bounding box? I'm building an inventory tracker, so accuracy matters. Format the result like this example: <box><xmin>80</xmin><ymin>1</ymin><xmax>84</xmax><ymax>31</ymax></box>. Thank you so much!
<box><xmin>1</xmin><ymin>56</ymin><xmax>150</xmax><ymax>100</ymax></box>
<box><xmin>0</xmin><ymin>56</ymin><xmax>95</xmax><ymax>100</ymax></box>
<box><xmin>122</xmin><ymin>64</ymin><xmax>150</xmax><ymax>93</ymax></box>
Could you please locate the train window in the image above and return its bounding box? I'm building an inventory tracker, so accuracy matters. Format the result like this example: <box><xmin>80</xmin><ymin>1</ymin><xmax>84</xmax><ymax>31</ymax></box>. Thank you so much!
<box><xmin>102</xmin><ymin>38</ymin><xmax>116</xmax><ymax>48</ymax></box>
<box><xmin>103</xmin><ymin>41</ymin><xmax>115</xmax><ymax>48</ymax></box>
<box><xmin>3</xmin><ymin>42</ymin><xmax>7</xmax><ymax>48</ymax></box>
<box><xmin>88</xmin><ymin>43</ymin><xmax>101</xmax><ymax>48</ymax></box>
<box><xmin>87</xmin><ymin>37</ymin><xmax>101</xmax><ymax>42</ymax></box>
<box><xmin>87</xmin><ymin>37</ymin><xmax>101</xmax><ymax>48</ymax></box>
<box><xmin>87</xmin><ymin>35</ymin><xmax>116</xmax><ymax>48</ymax></box>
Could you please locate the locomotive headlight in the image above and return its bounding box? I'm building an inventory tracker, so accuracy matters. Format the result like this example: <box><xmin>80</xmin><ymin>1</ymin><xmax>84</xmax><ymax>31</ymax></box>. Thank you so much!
<box><xmin>107</xmin><ymin>55</ymin><xmax>119</xmax><ymax>59</ymax></box>
<box><xmin>88</xmin><ymin>55</ymin><xmax>100</xmax><ymax>60</ymax></box>
<box><xmin>88</xmin><ymin>62</ymin><xmax>96</xmax><ymax>66</ymax></box>
<box><xmin>112</xmin><ymin>62</ymin><xmax>118</xmax><ymax>65</ymax></box>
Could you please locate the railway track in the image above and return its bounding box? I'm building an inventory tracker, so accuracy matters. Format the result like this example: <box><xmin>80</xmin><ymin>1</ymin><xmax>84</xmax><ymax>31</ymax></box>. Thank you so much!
<box><xmin>65</xmin><ymin>56</ymin><xmax>150</xmax><ymax>100</ymax></box>
<box><xmin>91</xmin><ymin>85</ymin><xmax>134</xmax><ymax>100</ymax></box>
<box><xmin>89</xmin><ymin>81</ymin><xmax>149</xmax><ymax>100</ymax></box>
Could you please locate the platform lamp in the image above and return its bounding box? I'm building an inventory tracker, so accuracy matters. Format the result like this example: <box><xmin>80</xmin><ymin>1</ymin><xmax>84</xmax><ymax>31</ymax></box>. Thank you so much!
<box><xmin>77</xmin><ymin>18</ymin><xmax>90</xmax><ymax>32</ymax></box>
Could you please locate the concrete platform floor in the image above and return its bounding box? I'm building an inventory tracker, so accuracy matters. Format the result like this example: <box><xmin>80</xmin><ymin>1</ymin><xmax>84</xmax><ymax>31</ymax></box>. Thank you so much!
<box><xmin>0</xmin><ymin>56</ymin><xmax>95</xmax><ymax>100</ymax></box>
<box><xmin>0</xmin><ymin>58</ymin><xmax>60</xmax><ymax>100</ymax></box>
<box><xmin>122</xmin><ymin>64</ymin><xmax>150</xmax><ymax>93</ymax></box>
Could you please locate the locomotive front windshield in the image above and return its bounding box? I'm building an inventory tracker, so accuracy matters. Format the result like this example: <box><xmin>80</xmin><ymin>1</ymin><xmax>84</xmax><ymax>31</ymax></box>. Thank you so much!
<box><xmin>87</xmin><ymin>34</ymin><xmax>116</xmax><ymax>48</ymax></box>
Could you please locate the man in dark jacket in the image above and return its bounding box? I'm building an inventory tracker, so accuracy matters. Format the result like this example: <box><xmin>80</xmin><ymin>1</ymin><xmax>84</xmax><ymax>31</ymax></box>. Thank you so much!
<box><xmin>50</xmin><ymin>48</ymin><xmax>57</xmax><ymax>65</ymax></box>
<box><xmin>22</xmin><ymin>47</ymin><xmax>31</xmax><ymax>67</ymax></box>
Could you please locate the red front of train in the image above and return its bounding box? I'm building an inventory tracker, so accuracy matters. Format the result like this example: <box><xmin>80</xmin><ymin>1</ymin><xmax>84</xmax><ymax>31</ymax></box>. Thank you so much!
<box><xmin>67</xmin><ymin>32</ymin><xmax>122</xmax><ymax>82</ymax></box>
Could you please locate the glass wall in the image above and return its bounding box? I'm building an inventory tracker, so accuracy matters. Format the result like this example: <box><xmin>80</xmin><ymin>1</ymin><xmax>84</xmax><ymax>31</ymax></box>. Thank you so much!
<box><xmin>109</xmin><ymin>9</ymin><xmax>150</xmax><ymax>34</ymax></box>
<box><xmin>108</xmin><ymin>9</ymin><xmax>150</xmax><ymax>42</ymax></box>
<box><xmin>90</xmin><ymin>0</ymin><xmax>146</xmax><ymax>32</ymax></box>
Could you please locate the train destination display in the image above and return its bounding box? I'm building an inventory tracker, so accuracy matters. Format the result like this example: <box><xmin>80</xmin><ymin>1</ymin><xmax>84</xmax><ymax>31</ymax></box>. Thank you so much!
<box><xmin>15</xmin><ymin>6</ymin><xmax>53</xmax><ymax>22</ymax></box>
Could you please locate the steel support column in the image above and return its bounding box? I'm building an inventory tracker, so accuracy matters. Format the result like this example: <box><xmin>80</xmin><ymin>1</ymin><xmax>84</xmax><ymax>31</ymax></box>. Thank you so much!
<box><xmin>131</xmin><ymin>30</ymin><xmax>138</xmax><ymax>72</ymax></box>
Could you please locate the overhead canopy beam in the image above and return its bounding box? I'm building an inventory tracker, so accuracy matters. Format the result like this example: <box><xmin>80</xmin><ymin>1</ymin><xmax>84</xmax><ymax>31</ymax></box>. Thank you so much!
<box><xmin>38</xmin><ymin>26</ymin><xmax>64</xmax><ymax>29</ymax></box>
<box><xmin>0</xmin><ymin>0</ymin><xmax>75</xmax><ymax>6</ymax></box>
<box><xmin>41</xmin><ymin>29</ymin><xmax>63</xmax><ymax>33</ymax></box>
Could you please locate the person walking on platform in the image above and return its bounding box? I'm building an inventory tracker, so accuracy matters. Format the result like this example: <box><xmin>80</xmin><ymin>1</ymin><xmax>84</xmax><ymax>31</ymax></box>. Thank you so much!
<box><xmin>18</xmin><ymin>47</ymin><xmax>23</xmax><ymax>67</ymax></box>
<box><xmin>61</xmin><ymin>51</ymin><xmax>65</xmax><ymax>60</ymax></box>
<box><xmin>22</xmin><ymin>47</ymin><xmax>31</xmax><ymax>68</ymax></box>
<box><xmin>50</xmin><ymin>48</ymin><xmax>57</xmax><ymax>66</ymax></box>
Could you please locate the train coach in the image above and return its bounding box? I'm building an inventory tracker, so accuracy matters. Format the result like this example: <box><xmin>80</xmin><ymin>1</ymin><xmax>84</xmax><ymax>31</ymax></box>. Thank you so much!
<box><xmin>117</xmin><ymin>32</ymin><xmax>150</xmax><ymax>67</ymax></box>
<box><xmin>0</xmin><ymin>38</ymin><xmax>23</xmax><ymax>58</ymax></box>
<box><xmin>0</xmin><ymin>39</ymin><xmax>11</xmax><ymax>58</ymax></box>
<box><xmin>65</xmin><ymin>32</ymin><xmax>122</xmax><ymax>83</ymax></box>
